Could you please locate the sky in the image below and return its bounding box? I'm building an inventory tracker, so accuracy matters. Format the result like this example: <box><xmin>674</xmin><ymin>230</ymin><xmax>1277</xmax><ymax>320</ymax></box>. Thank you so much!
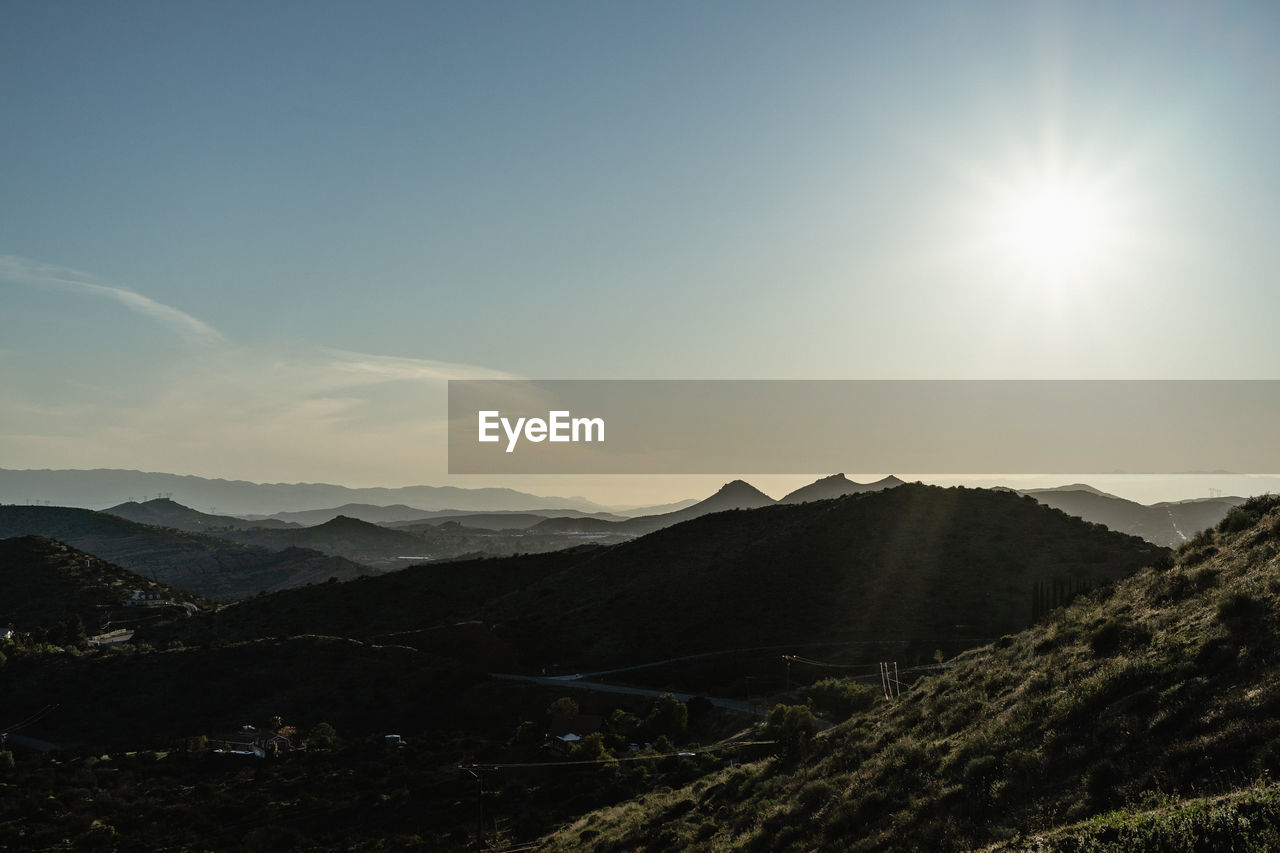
<box><xmin>3</xmin><ymin>1</ymin><xmax>1279</xmax><ymax>506</ymax></box>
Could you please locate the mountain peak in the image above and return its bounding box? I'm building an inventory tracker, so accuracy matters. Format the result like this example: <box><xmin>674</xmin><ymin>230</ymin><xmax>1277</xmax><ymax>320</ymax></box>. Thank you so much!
<box><xmin>780</xmin><ymin>473</ymin><xmax>904</xmax><ymax>504</ymax></box>
<box><xmin>717</xmin><ymin>479</ymin><xmax>768</xmax><ymax>496</ymax></box>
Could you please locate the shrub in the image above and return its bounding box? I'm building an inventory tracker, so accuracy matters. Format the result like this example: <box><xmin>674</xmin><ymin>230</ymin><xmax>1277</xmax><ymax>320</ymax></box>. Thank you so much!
<box><xmin>645</xmin><ymin>693</ymin><xmax>688</xmax><ymax>739</ymax></box>
<box><xmin>307</xmin><ymin>722</ymin><xmax>337</xmax><ymax>750</ymax></box>
<box><xmin>762</xmin><ymin>704</ymin><xmax>819</xmax><ymax>758</ymax></box>
<box><xmin>1213</xmin><ymin>589</ymin><xmax>1264</xmax><ymax>622</ymax></box>
<box><xmin>806</xmin><ymin>678</ymin><xmax>876</xmax><ymax>722</ymax></box>
<box><xmin>1218</xmin><ymin>494</ymin><xmax>1280</xmax><ymax>535</ymax></box>
<box><xmin>797</xmin><ymin>779</ymin><xmax>835</xmax><ymax>811</ymax></box>
<box><xmin>1089</xmin><ymin>619</ymin><xmax>1151</xmax><ymax>657</ymax></box>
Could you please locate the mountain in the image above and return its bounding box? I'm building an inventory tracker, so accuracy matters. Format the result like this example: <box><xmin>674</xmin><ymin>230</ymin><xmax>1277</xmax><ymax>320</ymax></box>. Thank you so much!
<box><xmin>611</xmin><ymin>497</ymin><xmax>701</xmax><ymax>517</ymax></box>
<box><xmin>541</xmin><ymin>494</ymin><xmax>1280</xmax><ymax>853</ymax></box>
<box><xmin>104</xmin><ymin>497</ymin><xmax>299</xmax><ymax>531</ymax></box>
<box><xmin>529</xmin><ymin>479</ymin><xmax>778</xmax><ymax>536</ymax></box>
<box><xmin>171</xmin><ymin>485</ymin><xmax>1164</xmax><ymax>675</ymax></box>
<box><xmin>255</xmin><ymin>503</ymin><xmax>456</xmax><ymax>526</ymax></box>
<box><xmin>617</xmin><ymin>479</ymin><xmax>777</xmax><ymax>534</ymax></box>
<box><xmin>149</xmin><ymin>548</ymin><xmax>593</xmax><ymax>658</ymax></box>
<box><xmin>264</xmin><ymin>504</ymin><xmax>626</xmax><ymax>528</ymax></box>
<box><xmin>779</xmin><ymin>473</ymin><xmax>905</xmax><ymax>504</ymax></box>
<box><xmin>490</xmin><ymin>484</ymin><xmax>1165</xmax><ymax>668</ymax></box>
<box><xmin>218</xmin><ymin>515</ymin><xmax>435</xmax><ymax>569</ymax></box>
<box><xmin>0</xmin><ymin>467</ymin><xmax>614</xmax><ymax>515</ymax></box>
<box><xmin>688</xmin><ymin>478</ymin><xmax>777</xmax><ymax>513</ymax></box>
<box><xmin>0</xmin><ymin>536</ymin><xmax>203</xmax><ymax>633</ymax></box>
<box><xmin>389</xmin><ymin>512</ymin><xmax>623</xmax><ymax>532</ymax></box>
<box><xmin>0</xmin><ymin>506</ymin><xmax>373</xmax><ymax>600</ymax></box>
<box><xmin>1020</xmin><ymin>486</ymin><xmax>1245</xmax><ymax>547</ymax></box>
<box><xmin>1023</xmin><ymin>482</ymin><xmax>1118</xmax><ymax>497</ymax></box>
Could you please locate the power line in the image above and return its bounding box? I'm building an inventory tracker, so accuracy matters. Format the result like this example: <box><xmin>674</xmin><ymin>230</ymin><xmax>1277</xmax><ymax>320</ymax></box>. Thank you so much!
<box><xmin>1</xmin><ymin>703</ymin><xmax>59</xmax><ymax>735</ymax></box>
<box><xmin>782</xmin><ymin>654</ymin><xmax>882</xmax><ymax>671</ymax></box>
<box><xmin>460</xmin><ymin>740</ymin><xmax>776</xmax><ymax>771</ymax></box>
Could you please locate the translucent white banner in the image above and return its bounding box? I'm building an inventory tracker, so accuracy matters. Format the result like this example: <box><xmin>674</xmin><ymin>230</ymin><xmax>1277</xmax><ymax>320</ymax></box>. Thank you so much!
<box><xmin>448</xmin><ymin>380</ymin><xmax>1280</xmax><ymax>475</ymax></box>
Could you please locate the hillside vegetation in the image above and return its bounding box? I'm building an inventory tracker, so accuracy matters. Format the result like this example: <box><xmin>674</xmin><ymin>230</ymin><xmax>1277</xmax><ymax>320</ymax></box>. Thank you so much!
<box><xmin>487</xmin><ymin>485</ymin><xmax>1164</xmax><ymax>669</ymax></box>
<box><xmin>154</xmin><ymin>486</ymin><xmax>1163</xmax><ymax>677</ymax></box>
<box><xmin>540</xmin><ymin>494</ymin><xmax>1280</xmax><ymax>852</ymax></box>
<box><xmin>0</xmin><ymin>506</ymin><xmax>374</xmax><ymax>599</ymax></box>
<box><xmin>0</xmin><ymin>535</ymin><xmax>203</xmax><ymax>635</ymax></box>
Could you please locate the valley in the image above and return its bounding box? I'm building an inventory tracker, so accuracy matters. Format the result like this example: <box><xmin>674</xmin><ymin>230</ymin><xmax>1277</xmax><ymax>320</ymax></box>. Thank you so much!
<box><xmin>0</xmin><ymin>475</ymin><xmax>1274</xmax><ymax>851</ymax></box>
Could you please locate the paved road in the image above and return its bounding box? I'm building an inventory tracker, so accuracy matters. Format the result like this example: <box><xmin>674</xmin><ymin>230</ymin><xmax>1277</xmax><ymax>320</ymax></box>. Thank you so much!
<box><xmin>489</xmin><ymin>673</ymin><xmax>766</xmax><ymax>716</ymax></box>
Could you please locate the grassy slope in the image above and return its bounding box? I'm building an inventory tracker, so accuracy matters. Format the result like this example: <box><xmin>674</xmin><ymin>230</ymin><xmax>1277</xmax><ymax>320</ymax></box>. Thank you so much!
<box><xmin>541</xmin><ymin>496</ymin><xmax>1280</xmax><ymax>852</ymax></box>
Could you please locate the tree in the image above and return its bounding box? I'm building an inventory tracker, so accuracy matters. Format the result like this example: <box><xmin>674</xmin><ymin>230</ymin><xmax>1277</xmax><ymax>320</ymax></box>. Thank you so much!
<box><xmin>48</xmin><ymin>615</ymin><xmax>86</xmax><ymax>648</ymax></box>
<box><xmin>645</xmin><ymin>693</ymin><xmax>688</xmax><ymax>739</ymax></box>
<box><xmin>762</xmin><ymin>704</ymin><xmax>819</xmax><ymax>758</ymax></box>
<box><xmin>548</xmin><ymin>697</ymin><xmax>579</xmax><ymax>718</ymax></box>
<box><xmin>308</xmin><ymin>722</ymin><xmax>337</xmax><ymax>750</ymax></box>
<box><xmin>806</xmin><ymin>678</ymin><xmax>876</xmax><ymax>722</ymax></box>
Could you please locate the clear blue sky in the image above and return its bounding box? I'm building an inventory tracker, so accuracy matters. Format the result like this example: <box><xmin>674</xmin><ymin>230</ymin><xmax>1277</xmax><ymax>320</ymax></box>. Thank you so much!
<box><xmin>3</xmin><ymin>1</ymin><xmax>1278</xmax><ymax>502</ymax></box>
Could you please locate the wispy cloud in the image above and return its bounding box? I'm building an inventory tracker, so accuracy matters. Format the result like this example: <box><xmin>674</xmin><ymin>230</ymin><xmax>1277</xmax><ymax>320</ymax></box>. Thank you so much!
<box><xmin>321</xmin><ymin>348</ymin><xmax>516</xmax><ymax>383</ymax></box>
<box><xmin>0</xmin><ymin>253</ymin><xmax>227</xmax><ymax>347</ymax></box>
<box><xmin>1</xmin><ymin>254</ymin><xmax>518</xmax><ymax>483</ymax></box>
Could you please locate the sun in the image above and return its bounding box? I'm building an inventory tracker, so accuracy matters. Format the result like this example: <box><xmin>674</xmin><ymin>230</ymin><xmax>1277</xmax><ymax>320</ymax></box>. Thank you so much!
<box><xmin>991</xmin><ymin>175</ymin><xmax>1117</xmax><ymax>281</ymax></box>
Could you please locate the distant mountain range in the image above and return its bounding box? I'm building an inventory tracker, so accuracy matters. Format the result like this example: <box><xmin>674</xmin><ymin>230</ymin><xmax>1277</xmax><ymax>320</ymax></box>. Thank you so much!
<box><xmin>0</xmin><ymin>506</ymin><xmax>374</xmax><ymax>600</ymax></box>
<box><xmin>1015</xmin><ymin>485</ymin><xmax>1245</xmax><ymax>548</ymax></box>
<box><xmin>532</xmin><ymin>475</ymin><xmax>901</xmax><ymax>536</ymax></box>
<box><xmin>213</xmin><ymin>515</ymin><xmax>439</xmax><ymax>569</ymax></box>
<box><xmin>0</xmin><ymin>475</ymin><xmax>1251</xmax><ymax>611</ymax></box>
<box><xmin>105</xmin><ymin>498</ymin><xmax>300</xmax><ymax>531</ymax></box>
<box><xmin>779</xmin><ymin>473</ymin><xmax>905</xmax><ymax>503</ymax></box>
<box><xmin>0</xmin><ymin>468</ymin><xmax>616</xmax><ymax>515</ymax></box>
<box><xmin>164</xmin><ymin>483</ymin><xmax>1165</xmax><ymax>671</ymax></box>
<box><xmin>254</xmin><ymin>503</ymin><xmax>627</xmax><ymax>527</ymax></box>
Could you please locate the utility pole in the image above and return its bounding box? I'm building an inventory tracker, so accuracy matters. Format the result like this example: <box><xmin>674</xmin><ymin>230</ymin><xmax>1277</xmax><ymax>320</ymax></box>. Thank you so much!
<box><xmin>879</xmin><ymin>662</ymin><xmax>900</xmax><ymax>699</ymax></box>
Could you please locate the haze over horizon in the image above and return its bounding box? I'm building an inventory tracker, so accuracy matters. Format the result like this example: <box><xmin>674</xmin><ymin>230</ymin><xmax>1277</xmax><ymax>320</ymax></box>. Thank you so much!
<box><xmin>3</xmin><ymin>2</ymin><xmax>1278</xmax><ymax>504</ymax></box>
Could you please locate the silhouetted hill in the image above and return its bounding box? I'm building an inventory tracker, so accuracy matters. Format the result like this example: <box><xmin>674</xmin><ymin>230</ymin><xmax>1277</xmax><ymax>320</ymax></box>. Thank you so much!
<box><xmin>527</xmin><ymin>479</ymin><xmax>778</xmax><ymax>536</ymax></box>
<box><xmin>217</xmin><ymin>515</ymin><xmax>438</xmax><ymax>568</ymax></box>
<box><xmin>258</xmin><ymin>503</ymin><xmax>452</xmax><ymax>526</ymax></box>
<box><xmin>149</xmin><ymin>548</ymin><xmax>603</xmax><ymax>663</ymax></box>
<box><xmin>105</xmin><ymin>497</ymin><xmax>298</xmax><ymax>531</ymax></box>
<box><xmin>388</xmin><ymin>510</ymin><xmax>626</xmax><ymax>531</ymax></box>
<box><xmin>0</xmin><ymin>506</ymin><xmax>373</xmax><ymax>600</ymax></box>
<box><xmin>613</xmin><ymin>479</ymin><xmax>776</xmax><ymax>534</ymax></box>
<box><xmin>611</xmin><ymin>497</ymin><xmax>701</xmax><ymax>517</ymax></box>
<box><xmin>164</xmin><ymin>485</ymin><xmax>1164</xmax><ymax>675</ymax></box>
<box><xmin>779</xmin><ymin>473</ymin><xmax>904</xmax><ymax>504</ymax></box>
<box><xmin>490</xmin><ymin>484</ymin><xmax>1164</xmax><ymax>668</ymax></box>
<box><xmin>0</xmin><ymin>536</ymin><xmax>203</xmax><ymax>634</ymax></box>
<box><xmin>529</xmin><ymin>515</ymin><xmax>628</xmax><ymax>534</ymax></box>
<box><xmin>543</xmin><ymin>495</ymin><xmax>1280</xmax><ymax>853</ymax></box>
<box><xmin>264</xmin><ymin>504</ymin><xmax>626</xmax><ymax>527</ymax></box>
<box><xmin>1020</xmin><ymin>486</ymin><xmax>1245</xmax><ymax>548</ymax></box>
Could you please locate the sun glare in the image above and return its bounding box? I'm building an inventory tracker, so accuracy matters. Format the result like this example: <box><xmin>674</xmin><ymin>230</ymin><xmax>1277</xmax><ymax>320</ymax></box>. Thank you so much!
<box><xmin>992</xmin><ymin>177</ymin><xmax>1116</xmax><ymax>281</ymax></box>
